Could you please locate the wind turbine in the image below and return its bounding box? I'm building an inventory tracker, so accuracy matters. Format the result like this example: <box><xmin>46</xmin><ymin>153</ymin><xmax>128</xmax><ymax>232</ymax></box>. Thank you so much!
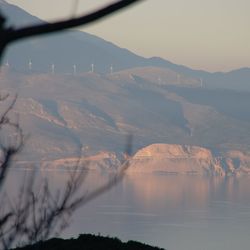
<box><xmin>158</xmin><ymin>77</ymin><xmax>162</xmax><ymax>85</ymax></box>
<box><xmin>51</xmin><ymin>63</ymin><xmax>55</xmax><ymax>74</ymax></box>
<box><xmin>91</xmin><ymin>63</ymin><xmax>94</xmax><ymax>73</ymax></box>
<box><xmin>28</xmin><ymin>59</ymin><xmax>32</xmax><ymax>71</ymax></box>
<box><xmin>177</xmin><ymin>73</ymin><xmax>180</xmax><ymax>84</ymax></box>
<box><xmin>200</xmin><ymin>78</ymin><xmax>203</xmax><ymax>88</ymax></box>
<box><xmin>73</xmin><ymin>64</ymin><xmax>76</xmax><ymax>75</ymax></box>
<box><xmin>5</xmin><ymin>60</ymin><xmax>9</xmax><ymax>67</ymax></box>
<box><xmin>110</xmin><ymin>64</ymin><xmax>113</xmax><ymax>75</ymax></box>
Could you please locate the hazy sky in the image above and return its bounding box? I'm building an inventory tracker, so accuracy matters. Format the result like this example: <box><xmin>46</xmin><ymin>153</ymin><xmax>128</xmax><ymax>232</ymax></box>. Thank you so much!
<box><xmin>7</xmin><ymin>0</ymin><xmax>250</xmax><ymax>72</ymax></box>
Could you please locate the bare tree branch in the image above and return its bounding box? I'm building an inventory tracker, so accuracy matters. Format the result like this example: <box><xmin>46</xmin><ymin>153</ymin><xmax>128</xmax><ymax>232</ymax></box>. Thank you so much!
<box><xmin>0</xmin><ymin>124</ymin><xmax>133</xmax><ymax>249</ymax></box>
<box><xmin>0</xmin><ymin>1</ymin><xmax>138</xmax><ymax>248</ymax></box>
<box><xmin>0</xmin><ymin>94</ymin><xmax>24</xmax><ymax>189</ymax></box>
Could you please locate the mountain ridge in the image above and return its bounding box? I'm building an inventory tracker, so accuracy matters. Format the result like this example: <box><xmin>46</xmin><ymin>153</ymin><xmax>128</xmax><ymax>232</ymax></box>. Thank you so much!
<box><xmin>1</xmin><ymin>2</ymin><xmax>250</xmax><ymax>175</ymax></box>
<box><xmin>1</xmin><ymin>0</ymin><xmax>250</xmax><ymax>92</ymax></box>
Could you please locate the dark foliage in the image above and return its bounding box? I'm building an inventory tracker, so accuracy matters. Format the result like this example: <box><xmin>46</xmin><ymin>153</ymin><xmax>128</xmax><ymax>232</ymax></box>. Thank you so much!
<box><xmin>13</xmin><ymin>234</ymin><xmax>165</xmax><ymax>250</ymax></box>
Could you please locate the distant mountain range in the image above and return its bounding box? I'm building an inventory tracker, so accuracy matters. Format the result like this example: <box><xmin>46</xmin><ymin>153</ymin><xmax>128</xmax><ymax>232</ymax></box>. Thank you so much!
<box><xmin>1</xmin><ymin>1</ymin><xmax>250</xmax><ymax>91</ymax></box>
<box><xmin>1</xmin><ymin>1</ymin><xmax>250</xmax><ymax>175</ymax></box>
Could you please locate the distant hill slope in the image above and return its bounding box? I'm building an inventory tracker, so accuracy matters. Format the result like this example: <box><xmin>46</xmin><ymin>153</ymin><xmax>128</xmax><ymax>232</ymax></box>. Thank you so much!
<box><xmin>13</xmin><ymin>234</ymin><xmax>165</xmax><ymax>250</ymax></box>
<box><xmin>1</xmin><ymin>1</ymin><xmax>250</xmax><ymax>91</ymax></box>
<box><xmin>1</xmin><ymin>67</ymin><xmax>250</xmax><ymax>165</ymax></box>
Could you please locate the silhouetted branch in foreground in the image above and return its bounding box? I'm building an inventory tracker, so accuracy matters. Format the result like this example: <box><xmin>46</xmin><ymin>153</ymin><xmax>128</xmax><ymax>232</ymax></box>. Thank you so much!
<box><xmin>0</xmin><ymin>148</ymin><xmax>132</xmax><ymax>249</ymax></box>
<box><xmin>0</xmin><ymin>93</ymin><xmax>133</xmax><ymax>249</ymax></box>
<box><xmin>0</xmin><ymin>94</ymin><xmax>24</xmax><ymax>190</ymax></box>
<box><xmin>0</xmin><ymin>1</ymin><xmax>137</xmax><ymax>248</ymax></box>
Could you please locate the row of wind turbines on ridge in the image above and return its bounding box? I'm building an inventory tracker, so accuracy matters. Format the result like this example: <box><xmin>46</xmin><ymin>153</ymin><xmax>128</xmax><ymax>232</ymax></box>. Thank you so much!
<box><xmin>4</xmin><ymin>60</ymin><xmax>203</xmax><ymax>87</ymax></box>
<box><xmin>4</xmin><ymin>59</ymin><xmax>114</xmax><ymax>75</ymax></box>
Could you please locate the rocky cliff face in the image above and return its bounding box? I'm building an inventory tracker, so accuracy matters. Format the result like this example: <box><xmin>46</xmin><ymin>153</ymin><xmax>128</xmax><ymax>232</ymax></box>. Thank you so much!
<box><xmin>127</xmin><ymin>144</ymin><xmax>250</xmax><ymax>176</ymax></box>
<box><xmin>14</xmin><ymin>151</ymin><xmax>121</xmax><ymax>172</ymax></box>
<box><xmin>12</xmin><ymin>143</ymin><xmax>250</xmax><ymax>175</ymax></box>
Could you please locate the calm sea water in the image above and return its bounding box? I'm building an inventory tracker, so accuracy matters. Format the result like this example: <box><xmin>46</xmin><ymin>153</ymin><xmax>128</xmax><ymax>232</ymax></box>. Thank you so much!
<box><xmin>4</xmin><ymin>169</ymin><xmax>250</xmax><ymax>250</ymax></box>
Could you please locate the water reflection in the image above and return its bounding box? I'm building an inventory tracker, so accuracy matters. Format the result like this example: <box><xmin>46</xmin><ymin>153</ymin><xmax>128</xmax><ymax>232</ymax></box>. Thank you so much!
<box><xmin>126</xmin><ymin>174</ymin><xmax>249</xmax><ymax>210</ymax></box>
<box><xmin>3</xmin><ymin>170</ymin><xmax>250</xmax><ymax>250</ymax></box>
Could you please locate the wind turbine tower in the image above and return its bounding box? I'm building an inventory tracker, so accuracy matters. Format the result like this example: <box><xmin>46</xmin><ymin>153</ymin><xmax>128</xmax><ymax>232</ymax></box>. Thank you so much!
<box><xmin>110</xmin><ymin>64</ymin><xmax>113</xmax><ymax>75</ymax></box>
<box><xmin>73</xmin><ymin>64</ymin><xmax>76</xmax><ymax>75</ymax></box>
<box><xmin>5</xmin><ymin>60</ymin><xmax>9</xmax><ymax>67</ymax></box>
<box><xmin>177</xmin><ymin>73</ymin><xmax>180</xmax><ymax>84</ymax></box>
<box><xmin>91</xmin><ymin>63</ymin><xmax>94</xmax><ymax>73</ymax></box>
<box><xmin>28</xmin><ymin>59</ymin><xmax>32</xmax><ymax>71</ymax></box>
<box><xmin>200</xmin><ymin>78</ymin><xmax>203</xmax><ymax>88</ymax></box>
<box><xmin>158</xmin><ymin>77</ymin><xmax>162</xmax><ymax>85</ymax></box>
<box><xmin>51</xmin><ymin>63</ymin><xmax>55</xmax><ymax>74</ymax></box>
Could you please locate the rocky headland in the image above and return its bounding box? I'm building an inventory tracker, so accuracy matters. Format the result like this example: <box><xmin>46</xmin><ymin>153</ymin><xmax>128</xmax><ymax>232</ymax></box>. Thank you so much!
<box><xmin>127</xmin><ymin>144</ymin><xmax>250</xmax><ymax>176</ymax></box>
